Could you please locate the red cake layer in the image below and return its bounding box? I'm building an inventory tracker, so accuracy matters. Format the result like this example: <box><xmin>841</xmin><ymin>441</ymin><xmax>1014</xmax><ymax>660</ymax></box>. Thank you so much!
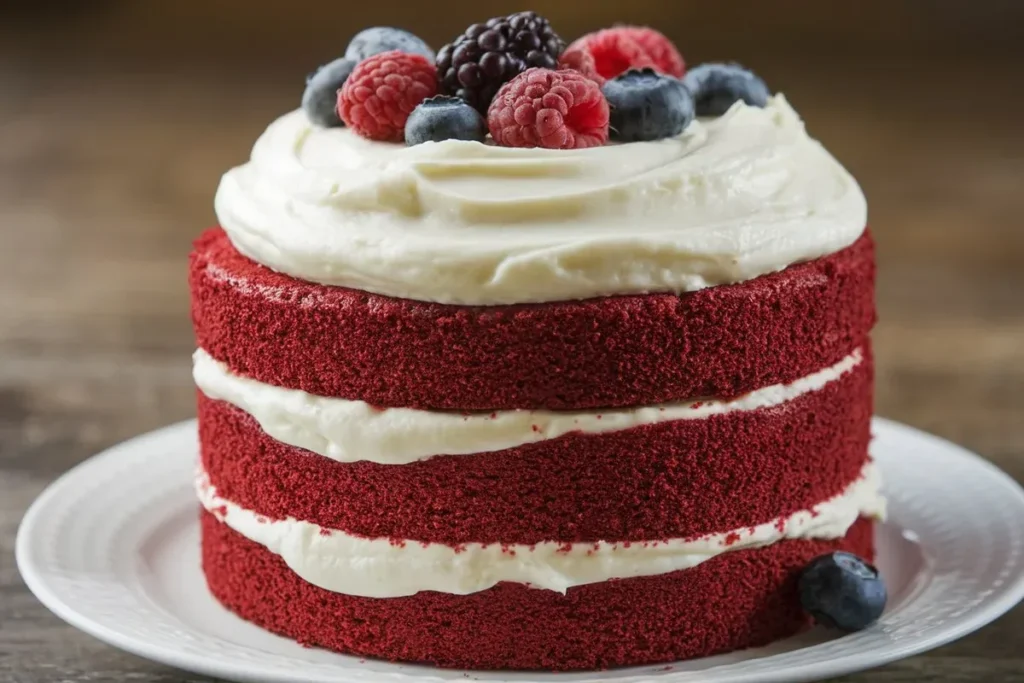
<box><xmin>202</xmin><ymin>511</ymin><xmax>874</xmax><ymax>670</ymax></box>
<box><xmin>199</xmin><ymin>348</ymin><xmax>871</xmax><ymax>545</ymax></box>
<box><xmin>190</xmin><ymin>227</ymin><xmax>875</xmax><ymax>411</ymax></box>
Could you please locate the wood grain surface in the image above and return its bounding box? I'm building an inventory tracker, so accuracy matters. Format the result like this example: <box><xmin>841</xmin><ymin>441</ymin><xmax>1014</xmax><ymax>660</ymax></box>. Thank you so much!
<box><xmin>2</xmin><ymin>2</ymin><xmax>1023</xmax><ymax>681</ymax></box>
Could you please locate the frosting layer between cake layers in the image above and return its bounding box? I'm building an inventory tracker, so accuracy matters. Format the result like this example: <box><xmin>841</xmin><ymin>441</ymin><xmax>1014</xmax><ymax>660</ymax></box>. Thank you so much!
<box><xmin>196</xmin><ymin>462</ymin><xmax>883</xmax><ymax>597</ymax></box>
<box><xmin>214</xmin><ymin>95</ymin><xmax>867</xmax><ymax>305</ymax></box>
<box><xmin>193</xmin><ymin>347</ymin><xmax>862</xmax><ymax>465</ymax></box>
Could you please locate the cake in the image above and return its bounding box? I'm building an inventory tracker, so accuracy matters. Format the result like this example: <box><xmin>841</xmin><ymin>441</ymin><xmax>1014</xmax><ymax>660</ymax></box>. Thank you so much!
<box><xmin>190</xmin><ymin>17</ymin><xmax>884</xmax><ymax>671</ymax></box>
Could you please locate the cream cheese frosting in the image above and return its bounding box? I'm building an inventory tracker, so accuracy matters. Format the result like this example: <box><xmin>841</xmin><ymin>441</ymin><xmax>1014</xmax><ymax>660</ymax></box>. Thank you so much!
<box><xmin>214</xmin><ymin>95</ymin><xmax>867</xmax><ymax>305</ymax></box>
<box><xmin>196</xmin><ymin>461</ymin><xmax>885</xmax><ymax>597</ymax></box>
<box><xmin>194</xmin><ymin>347</ymin><xmax>863</xmax><ymax>465</ymax></box>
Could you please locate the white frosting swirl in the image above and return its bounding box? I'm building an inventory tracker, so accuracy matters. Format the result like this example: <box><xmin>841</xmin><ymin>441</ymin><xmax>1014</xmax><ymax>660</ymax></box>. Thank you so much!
<box><xmin>197</xmin><ymin>461</ymin><xmax>884</xmax><ymax>597</ymax></box>
<box><xmin>214</xmin><ymin>95</ymin><xmax>866</xmax><ymax>305</ymax></box>
<box><xmin>194</xmin><ymin>348</ymin><xmax>862</xmax><ymax>465</ymax></box>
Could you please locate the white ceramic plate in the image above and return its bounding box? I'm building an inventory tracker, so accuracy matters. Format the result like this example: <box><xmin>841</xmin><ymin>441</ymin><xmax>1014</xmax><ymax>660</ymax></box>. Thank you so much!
<box><xmin>16</xmin><ymin>418</ymin><xmax>1024</xmax><ymax>683</ymax></box>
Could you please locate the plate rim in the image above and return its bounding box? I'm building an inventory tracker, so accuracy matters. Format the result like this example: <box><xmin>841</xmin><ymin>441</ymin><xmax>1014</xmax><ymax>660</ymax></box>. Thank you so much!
<box><xmin>15</xmin><ymin>416</ymin><xmax>1024</xmax><ymax>683</ymax></box>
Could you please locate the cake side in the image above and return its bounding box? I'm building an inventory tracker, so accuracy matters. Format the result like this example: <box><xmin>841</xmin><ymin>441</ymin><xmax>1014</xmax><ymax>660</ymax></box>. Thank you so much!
<box><xmin>191</xmin><ymin>221</ymin><xmax>879</xmax><ymax>667</ymax></box>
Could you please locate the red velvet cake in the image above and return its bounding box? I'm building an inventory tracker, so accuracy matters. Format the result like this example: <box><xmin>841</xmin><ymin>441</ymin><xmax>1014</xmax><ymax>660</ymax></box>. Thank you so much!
<box><xmin>191</xmin><ymin>17</ymin><xmax>882</xmax><ymax>672</ymax></box>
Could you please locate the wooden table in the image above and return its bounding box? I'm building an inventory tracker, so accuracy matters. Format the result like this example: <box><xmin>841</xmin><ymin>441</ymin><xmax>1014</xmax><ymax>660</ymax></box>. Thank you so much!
<box><xmin>2</xmin><ymin>44</ymin><xmax>1022</xmax><ymax>681</ymax></box>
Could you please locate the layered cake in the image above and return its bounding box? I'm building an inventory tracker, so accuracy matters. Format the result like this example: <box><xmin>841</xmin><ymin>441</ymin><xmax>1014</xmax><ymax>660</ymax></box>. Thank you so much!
<box><xmin>191</xmin><ymin>15</ymin><xmax>884</xmax><ymax>671</ymax></box>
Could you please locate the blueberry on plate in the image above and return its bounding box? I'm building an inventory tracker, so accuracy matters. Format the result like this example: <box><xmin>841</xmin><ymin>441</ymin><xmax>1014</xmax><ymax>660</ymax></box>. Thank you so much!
<box><xmin>602</xmin><ymin>68</ymin><xmax>694</xmax><ymax>142</ymax></box>
<box><xmin>405</xmin><ymin>96</ymin><xmax>486</xmax><ymax>145</ymax></box>
<box><xmin>346</xmin><ymin>27</ymin><xmax>434</xmax><ymax>63</ymax></box>
<box><xmin>302</xmin><ymin>57</ymin><xmax>357</xmax><ymax>127</ymax></box>
<box><xmin>681</xmin><ymin>62</ymin><xmax>770</xmax><ymax>116</ymax></box>
<box><xmin>799</xmin><ymin>551</ymin><xmax>887</xmax><ymax>631</ymax></box>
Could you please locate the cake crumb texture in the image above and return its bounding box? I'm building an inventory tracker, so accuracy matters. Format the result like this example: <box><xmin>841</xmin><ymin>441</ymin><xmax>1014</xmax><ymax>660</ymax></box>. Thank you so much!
<box><xmin>190</xmin><ymin>227</ymin><xmax>875</xmax><ymax>411</ymax></box>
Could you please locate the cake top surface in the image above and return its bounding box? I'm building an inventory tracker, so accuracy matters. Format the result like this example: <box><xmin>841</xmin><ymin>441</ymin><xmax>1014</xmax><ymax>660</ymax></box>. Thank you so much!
<box><xmin>215</xmin><ymin>95</ymin><xmax>865</xmax><ymax>305</ymax></box>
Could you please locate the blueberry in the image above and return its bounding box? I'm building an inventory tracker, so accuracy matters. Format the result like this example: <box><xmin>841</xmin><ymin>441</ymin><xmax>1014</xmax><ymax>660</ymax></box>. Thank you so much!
<box><xmin>681</xmin><ymin>62</ymin><xmax>770</xmax><ymax>116</ymax></box>
<box><xmin>302</xmin><ymin>57</ymin><xmax>357</xmax><ymax>127</ymax></box>
<box><xmin>405</xmin><ymin>96</ymin><xmax>486</xmax><ymax>145</ymax></box>
<box><xmin>601</xmin><ymin>68</ymin><xmax>694</xmax><ymax>142</ymax></box>
<box><xmin>799</xmin><ymin>552</ymin><xmax>887</xmax><ymax>631</ymax></box>
<box><xmin>345</xmin><ymin>27</ymin><xmax>434</xmax><ymax>62</ymax></box>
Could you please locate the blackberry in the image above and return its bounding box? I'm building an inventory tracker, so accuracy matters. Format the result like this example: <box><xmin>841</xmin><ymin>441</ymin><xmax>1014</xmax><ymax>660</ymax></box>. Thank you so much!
<box><xmin>436</xmin><ymin>11</ymin><xmax>564</xmax><ymax>113</ymax></box>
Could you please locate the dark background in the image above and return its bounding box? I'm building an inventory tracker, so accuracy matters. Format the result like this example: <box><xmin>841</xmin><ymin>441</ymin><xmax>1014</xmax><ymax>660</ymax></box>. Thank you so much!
<box><xmin>2</xmin><ymin>2</ymin><xmax>1023</xmax><ymax>681</ymax></box>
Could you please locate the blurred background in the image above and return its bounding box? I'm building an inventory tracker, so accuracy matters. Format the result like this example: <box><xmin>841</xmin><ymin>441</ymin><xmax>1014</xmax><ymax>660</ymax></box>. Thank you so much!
<box><xmin>2</xmin><ymin>1</ymin><xmax>1023</xmax><ymax>681</ymax></box>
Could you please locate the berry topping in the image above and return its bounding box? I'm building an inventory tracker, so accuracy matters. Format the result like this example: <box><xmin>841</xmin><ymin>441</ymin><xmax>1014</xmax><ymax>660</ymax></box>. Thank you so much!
<box><xmin>487</xmin><ymin>68</ymin><xmax>609</xmax><ymax>149</ymax></box>
<box><xmin>558</xmin><ymin>45</ymin><xmax>605</xmax><ymax>85</ymax></box>
<box><xmin>602</xmin><ymin>68</ymin><xmax>693</xmax><ymax>141</ymax></box>
<box><xmin>436</xmin><ymin>11</ymin><xmax>565</xmax><ymax>113</ymax></box>
<box><xmin>565</xmin><ymin>27</ymin><xmax>685</xmax><ymax>81</ymax></box>
<box><xmin>337</xmin><ymin>51</ymin><xmax>438</xmax><ymax>142</ymax></box>
<box><xmin>799</xmin><ymin>552</ymin><xmax>887</xmax><ymax>632</ymax></box>
<box><xmin>405</xmin><ymin>96</ymin><xmax>486</xmax><ymax>145</ymax></box>
<box><xmin>345</xmin><ymin>27</ymin><xmax>435</xmax><ymax>62</ymax></box>
<box><xmin>681</xmin><ymin>63</ymin><xmax>770</xmax><ymax>116</ymax></box>
<box><xmin>302</xmin><ymin>58</ymin><xmax>357</xmax><ymax>127</ymax></box>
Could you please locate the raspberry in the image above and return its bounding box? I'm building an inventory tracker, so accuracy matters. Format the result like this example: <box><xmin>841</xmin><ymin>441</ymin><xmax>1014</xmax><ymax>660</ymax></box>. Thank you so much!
<box><xmin>628</xmin><ymin>27</ymin><xmax>686</xmax><ymax>77</ymax></box>
<box><xmin>565</xmin><ymin>27</ymin><xmax>685</xmax><ymax>81</ymax></box>
<box><xmin>337</xmin><ymin>50</ymin><xmax>438</xmax><ymax>142</ymax></box>
<box><xmin>487</xmin><ymin>68</ymin><xmax>609</xmax><ymax>149</ymax></box>
<box><xmin>557</xmin><ymin>45</ymin><xmax>605</xmax><ymax>85</ymax></box>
